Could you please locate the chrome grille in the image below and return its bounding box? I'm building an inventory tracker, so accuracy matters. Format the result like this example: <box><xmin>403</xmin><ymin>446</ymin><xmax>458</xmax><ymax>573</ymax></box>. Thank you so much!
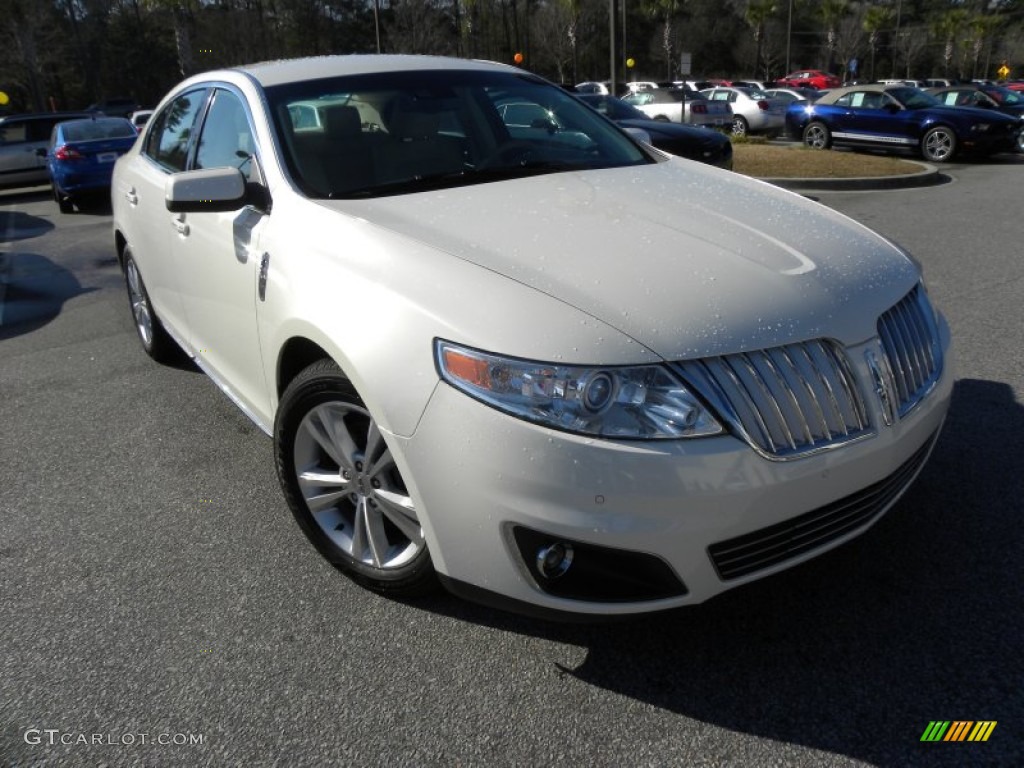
<box><xmin>675</xmin><ymin>340</ymin><xmax>871</xmax><ymax>459</ymax></box>
<box><xmin>708</xmin><ymin>431</ymin><xmax>936</xmax><ymax>581</ymax></box>
<box><xmin>877</xmin><ymin>284</ymin><xmax>943</xmax><ymax>418</ymax></box>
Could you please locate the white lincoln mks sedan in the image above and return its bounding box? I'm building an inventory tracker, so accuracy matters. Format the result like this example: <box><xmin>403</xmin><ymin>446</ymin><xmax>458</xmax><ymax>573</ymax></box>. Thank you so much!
<box><xmin>112</xmin><ymin>55</ymin><xmax>952</xmax><ymax>617</ymax></box>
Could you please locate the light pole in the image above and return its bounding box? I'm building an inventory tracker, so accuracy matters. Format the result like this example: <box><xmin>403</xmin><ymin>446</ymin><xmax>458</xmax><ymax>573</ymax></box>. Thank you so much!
<box><xmin>785</xmin><ymin>0</ymin><xmax>793</xmax><ymax>74</ymax></box>
<box><xmin>890</xmin><ymin>0</ymin><xmax>902</xmax><ymax>78</ymax></box>
<box><xmin>609</xmin><ymin>0</ymin><xmax>618</xmax><ymax>95</ymax></box>
<box><xmin>373</xmin><ymin>0</ymin><xmax>381</xmax><ymax>53</ymax></box>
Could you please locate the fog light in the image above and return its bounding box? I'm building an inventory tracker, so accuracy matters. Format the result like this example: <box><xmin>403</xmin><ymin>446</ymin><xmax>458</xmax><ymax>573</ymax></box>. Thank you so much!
<box><xmin>536</xmin><ymin>542</ymin><xmax>574</xmax><ymax>579</ymax></box>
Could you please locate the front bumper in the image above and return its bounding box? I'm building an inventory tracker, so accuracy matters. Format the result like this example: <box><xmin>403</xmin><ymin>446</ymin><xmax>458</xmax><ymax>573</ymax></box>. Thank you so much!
<box><xmin>395</xmin><ymin>318</ymin><xmax>953</xmax><ymax>616</ymax></box>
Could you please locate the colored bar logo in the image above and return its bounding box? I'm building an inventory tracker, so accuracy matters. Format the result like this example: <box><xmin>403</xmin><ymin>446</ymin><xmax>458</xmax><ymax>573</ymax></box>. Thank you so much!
<box><xmin>921</xmin><ymin>721</ymin><xmax>997</xmax><ymax>742</ymax></box>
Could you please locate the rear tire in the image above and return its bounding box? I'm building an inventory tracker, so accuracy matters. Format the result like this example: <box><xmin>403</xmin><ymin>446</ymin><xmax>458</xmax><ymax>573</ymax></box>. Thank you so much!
<box><xmin>123</xmin><ymin>246</ymin><xmax>176</xmax><ymax>363</ymax></box>
<box><xmin>731</xmin><ymin>115</ymin><xmax>749</xmax><ymax>137</ymax></box>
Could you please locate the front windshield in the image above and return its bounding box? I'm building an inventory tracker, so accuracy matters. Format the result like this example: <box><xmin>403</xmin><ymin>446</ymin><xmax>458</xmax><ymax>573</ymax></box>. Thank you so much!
<box><xmin>889</xmin><ymin>87</ymin><xmax>941</xmax><ymax>109</ymax></box>
<box><xmin>266</xmin><ymin>70</ymin><xmax>649</xmax><ymax>199</ymax></box>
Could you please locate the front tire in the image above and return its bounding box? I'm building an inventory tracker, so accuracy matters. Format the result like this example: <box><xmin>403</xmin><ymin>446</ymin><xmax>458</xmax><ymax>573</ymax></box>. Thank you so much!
<box><xmin>921</xmin><ymin>126</ymin><xmax>956</xmax><ymax>162</ymax></box>
<box><xmin>803</xmin><ymin>121</ymin><xmax>831</xmax><ymax>150</ymax></box>
<box><xmin>123</xmin><ymin>247</ymin><xmax>176</xmax><ymax>362</ymax></box>
<box><xmin>275</xmin><ymin>360</ymin><xmax>437</xmax><ymax>597</ymax></box>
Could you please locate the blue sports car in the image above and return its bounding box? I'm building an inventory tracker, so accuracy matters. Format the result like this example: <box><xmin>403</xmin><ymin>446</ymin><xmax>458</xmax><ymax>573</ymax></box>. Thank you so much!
<box><xmin>46</xmin><ymin>116</ymin><xmax>137</xmax><ymax>212</ymax></box>
<box><xmin>786</xmin><ymin>84</ymin><xmax>1021</xmax><ymax>163</ymax></box>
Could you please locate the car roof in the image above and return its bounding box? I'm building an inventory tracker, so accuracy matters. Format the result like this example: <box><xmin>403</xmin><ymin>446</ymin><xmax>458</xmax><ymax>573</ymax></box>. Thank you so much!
<box><xmin>234</xmin><ymin>54</ymin><xmax>517</xmax><ymax>88</ymax></box>
<box><xmin>0</xmin><ymin>111</ymin><xmax>92</xmax><ymax>124</ymax></box>
<box><xmin>814</xmin><ymin>83</ymin><xmax>906</xmax><ymax>105</ymax></box>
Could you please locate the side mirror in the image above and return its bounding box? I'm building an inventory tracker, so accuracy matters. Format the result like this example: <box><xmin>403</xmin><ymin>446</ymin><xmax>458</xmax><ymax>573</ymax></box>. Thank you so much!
<box><xmin>623</xmin><ymin>126</ymin><xmax>652</xmax><ymax>144</ymax></box>
<box><xmin>531</xmin><ymin>118</ymin><xmax>558</xmax><ymax>134</ymax></box>
<box><xmin>165</xmin><ymin>166</ymin><xmax>250</xmax><ymax>213</ymax></box>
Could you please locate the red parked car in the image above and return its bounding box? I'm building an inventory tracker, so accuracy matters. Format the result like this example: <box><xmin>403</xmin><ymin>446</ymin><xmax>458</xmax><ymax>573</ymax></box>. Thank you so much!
<box><xmin>775</xmin><ymin>70</ymin><xmax>841</xmax><ymax>90</ymax></box>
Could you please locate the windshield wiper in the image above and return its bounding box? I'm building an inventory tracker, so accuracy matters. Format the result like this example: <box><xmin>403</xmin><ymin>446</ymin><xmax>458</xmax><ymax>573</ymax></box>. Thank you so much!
<box><xmin>333</xmin><ymin>163</ymin><xmax>579</xmax><ymax>198</ymax></box>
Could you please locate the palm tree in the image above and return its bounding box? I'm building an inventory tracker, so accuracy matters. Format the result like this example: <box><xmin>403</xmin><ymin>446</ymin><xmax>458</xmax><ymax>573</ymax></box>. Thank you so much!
<box><xmin>862</xmin><ymin>4</ymin><xmax>891</xmax><ymax>82</ymax></box>
<box><xmin>818</xmin><ymin>0</ymin><xmax>847</xmax><ymax>74</ymax></box>
<box><xmin>931</xmin><ymin>8</ymin><xmax>969</xmax><ymax>79</ymax></box>
<box><xmin>142</xmin><ymin>0</ymin><xmax>196</xmax><ymax>78</ymax></box>
<box><xmin>743</xmin><ymin>0</ymin><xmax>777</xmax><ymax>81</ymax></box>
<box><xmin>966</xmin><ymin>12</ymin><xmax>998</xmax><ymax>80</ymax></box>
<box><xmin>643</xmin><ymin>0</ymin><xmax>682</xmax><ymax>80</ymax></box>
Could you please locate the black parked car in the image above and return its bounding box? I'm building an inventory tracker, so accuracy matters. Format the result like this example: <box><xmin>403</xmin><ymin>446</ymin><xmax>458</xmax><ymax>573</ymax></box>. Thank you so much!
<box><xmin>927</xmin><ymin>84</ymin><xmax>1024</xmax><ymax>151</ymax></box>
<box><xmin>578</xmin><ymin>94</ymin><xmax>733</xmax><ymax>170</ymax></box>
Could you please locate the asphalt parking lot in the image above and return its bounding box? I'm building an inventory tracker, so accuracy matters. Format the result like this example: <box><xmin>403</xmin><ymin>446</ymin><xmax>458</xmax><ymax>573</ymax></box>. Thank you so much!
<box><xmin>2</xmin><ymin>156</ymin><xmax>1022</xmax><ymax>766</ymax></box>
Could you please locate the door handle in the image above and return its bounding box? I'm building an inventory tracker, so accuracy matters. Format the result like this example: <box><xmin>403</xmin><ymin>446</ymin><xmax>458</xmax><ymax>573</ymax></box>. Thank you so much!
<box><xmin>171</xmin><ymin>213</ymin><xmax>189</xmax><ymax>237</ymax></box>
<box><xmin>124</xmin><ymin>186</ymin><xmax>138</xmax><ymax>205</ymax></box>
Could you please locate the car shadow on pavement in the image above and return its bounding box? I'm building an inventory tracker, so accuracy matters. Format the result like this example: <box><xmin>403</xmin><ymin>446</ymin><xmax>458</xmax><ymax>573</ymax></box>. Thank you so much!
<box><xmin>0</xmin><ymin>251</ymin><xmax>95</xmax><ymax>339</ymax></box>
<box><xmin>0</xmin><ymin>210</ymin><xmax>55</xmax><ymax>243</ymax></box>
<box><xmin>415</xmin><ymin>378</ymin><xmax>1022</xmax><ymax>766</ymax></box>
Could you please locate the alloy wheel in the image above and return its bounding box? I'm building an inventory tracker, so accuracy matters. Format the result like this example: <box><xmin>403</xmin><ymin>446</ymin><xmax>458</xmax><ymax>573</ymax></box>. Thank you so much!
<box><xmin>293</xmin><ymin>400</ymin><xmax>424</xmax><ymax>571</ymax></box>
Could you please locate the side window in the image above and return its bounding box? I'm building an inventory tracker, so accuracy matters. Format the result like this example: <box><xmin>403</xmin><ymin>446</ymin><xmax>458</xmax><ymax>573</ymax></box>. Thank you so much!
<box><xmin>28</xmin><ymin>120</ymin><xmax>57</xmax><ymax>142</ymax></box>
<box><xmin>835</xmin><ymin>93</ymin><xmax>854</xmax><ymax>108</ymax></box>
<box><xmin>195</xmin><ymin>89</ymin><xmax>257</xmax><ymax>181</ymax></box>
<box><xmin>144</xmin><ymin>89</ymin><xmax>208</xmax><ymax>172</ymax></box>
<box><xmin>0</xmin><ymin>122</ymin><xmax>27</xmax><ymax>144</ymax></box>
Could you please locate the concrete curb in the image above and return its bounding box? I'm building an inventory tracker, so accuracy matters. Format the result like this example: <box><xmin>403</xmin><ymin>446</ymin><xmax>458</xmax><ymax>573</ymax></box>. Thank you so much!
<box><xmin>759</xmin><ymin>160</ymin><xmax>943</xmax><ymax>192</ymax></box>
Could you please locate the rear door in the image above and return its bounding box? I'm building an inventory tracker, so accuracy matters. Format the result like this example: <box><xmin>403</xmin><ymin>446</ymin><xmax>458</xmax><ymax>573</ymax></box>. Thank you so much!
<box><xmin>114</xmin><ymin>88</ymin><xmax>210</xmax><ymax>341</ymax></box>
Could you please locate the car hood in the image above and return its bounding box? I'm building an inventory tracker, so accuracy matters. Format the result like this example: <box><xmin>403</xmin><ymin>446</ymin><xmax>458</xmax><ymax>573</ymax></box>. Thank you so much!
<box><xmin>320</xmin><ymin>160</ymin><xmax>919</xmax><ymax>360</ymax></box>
<box><xmin>618</xmin><ymin>119</ymin><xmax>723</xmax><ymax>143</ymax></box>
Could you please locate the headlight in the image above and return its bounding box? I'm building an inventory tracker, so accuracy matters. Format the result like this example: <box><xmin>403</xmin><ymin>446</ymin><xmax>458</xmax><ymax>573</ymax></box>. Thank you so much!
<box><xmin>435</xmin><ymin>340</ymin><xmax>723</xmax><ymax>439</ymax></box>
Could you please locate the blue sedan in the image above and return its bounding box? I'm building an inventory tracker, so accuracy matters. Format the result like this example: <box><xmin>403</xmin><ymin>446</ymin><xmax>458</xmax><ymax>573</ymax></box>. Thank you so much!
<box><xmin>46</xmin><ymin>116</ymin><xmax>137</xmax><ymax>212</ymax></box>
<box><xmin>786</xmin><ymin>84</ymin><xmax>1021</xmax><ymax>163</ymax></box>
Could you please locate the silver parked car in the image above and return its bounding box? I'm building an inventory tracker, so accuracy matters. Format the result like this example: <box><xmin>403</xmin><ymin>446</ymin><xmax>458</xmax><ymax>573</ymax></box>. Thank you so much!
<box><xmin>701</xmin><ymin>86</ymin><xmax>788</xmax><ymax>136</ymax></box>
<box><xmin>0</xmin><ymin>112</ymin><xmax>91</xmax><ymax>188</ymax></box>
<box><xmin>112</xmin><ymin>55</ymin><xmax>952</xmax><ymax>618</ymax></box>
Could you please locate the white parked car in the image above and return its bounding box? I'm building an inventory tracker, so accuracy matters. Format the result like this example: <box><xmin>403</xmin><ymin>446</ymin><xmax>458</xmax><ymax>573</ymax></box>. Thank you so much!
<box><xmin>622</xmin><ymin>87</ymin><xmax>731</xmax><ymax>128</ymax></box>
<box><xmin>112</xmin><ymin>55</ymin><xmax>952</xmax><ymax>618</ymax></box>
<box><xmin>702</xmin><ymin>86</ymin><xmax>788</xmax><ymax>136</ymax></box>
